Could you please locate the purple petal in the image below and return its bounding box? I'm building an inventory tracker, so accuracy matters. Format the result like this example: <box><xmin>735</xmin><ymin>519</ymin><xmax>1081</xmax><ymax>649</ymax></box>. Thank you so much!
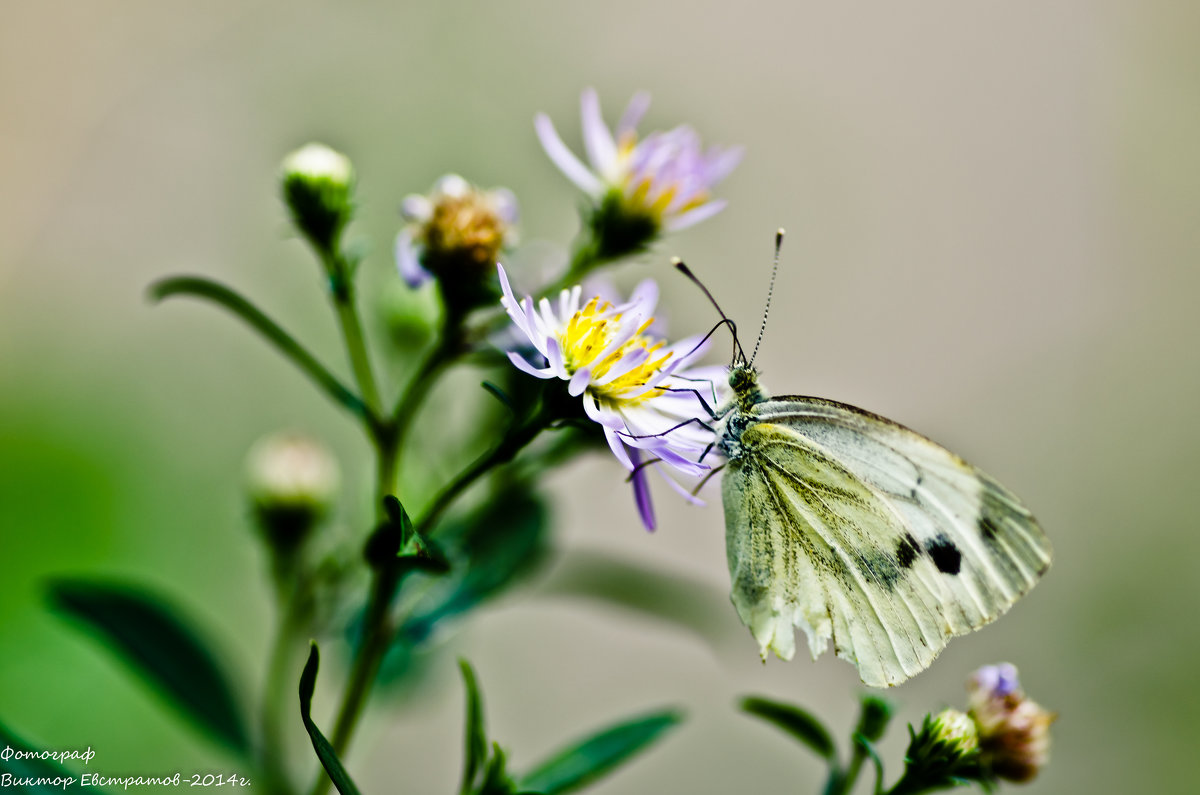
<box><xmin>535</xmin><ymin>113</ymin><xmax>602</xmax><ymax>195</ymax></box>
<box><xmin>626</xmin><ymin>279</ymin><xmax>659</xmax><ymax>314</ymax></box>
<box><xmin>628</xmin><ymin>447</ymin><xmax>657</xmax><ymax>531</ymax></box>
<box><xmin>665</xmin><ymin>199</ymin><xmax>728</xmax><ymax>232</ymax></box>
<box><xmin>705</xmin><ymin>146</ymin><xmax>744</xmax><ymax>185</ymax></box>
<box><xmin>655</xmin><ymin>464</ymin><xmax>707</xmax><ymax>506</ymax></box>
<box><xmin>545</xmin><ymin>336</ymin><xmax>564</xmax><ymax>375</ymax></box>
<box><xmin>568</xmin><ymin>366</ymin><xmax>592</xmax><ymax>396</ymax></box>
<box><xmin>491</xmin><ymin>187</ymin><xmax>520</xmax><ymax>224</ymax></box>
<box><xmin>580</xmin><ymin>88</ymin><xmax>617</xmax><ymax>174</ymax></box>
<box><xmin>617</xmin><ymin>92</ymin><xmax>652</xmax><ymax>138</ymax></box>
<box><xmin>394</xmin><ymin>230</ymin><xmax>432</xmax><ymax>288</ymax></box>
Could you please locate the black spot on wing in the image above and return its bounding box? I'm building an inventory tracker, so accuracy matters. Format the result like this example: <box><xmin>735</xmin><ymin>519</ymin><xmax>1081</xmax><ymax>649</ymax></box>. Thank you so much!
<box><xmin>896</xmin><ymin>533</ymin><xmax>921</xmax><ymax>569</ymax></box>
<box><xmin>979</xmin><ymin>515</ymin><xmax>1000</xmax><ymax>541</ymax></box>
<box><xmin>925</xmin><ymin>533</ymin><xmax>962</xmax><ymax>575</ymax></box>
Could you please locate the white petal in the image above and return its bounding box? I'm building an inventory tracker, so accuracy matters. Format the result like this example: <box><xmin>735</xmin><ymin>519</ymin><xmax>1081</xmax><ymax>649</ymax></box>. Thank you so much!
<box><xmin>399</xmin><ymin>194</ymin><xmax>432</xmax><ymax>222</ymax></box>
<box><xmin>603</xmin><ymin>426</ymin><xmax>635</xmax><ymax>469</ymax></box>
<box><xmin>506</xmin><ymin>351</ymin><xmax>555</xmax><ymax>379</ymax></box>
<box><xmin>581</xmin><ymin>88</ymin><xmax>618</xmax><ymax>174</ymax></box>
<box><xmin>434</xmin><ymin>173</ymin><xmax>470</xmax><ymax>198</ymax></box>
<box><xmin>535</xmin><ymin>113</ymin><xmax>602</xmax><ymax>195</ymax></box>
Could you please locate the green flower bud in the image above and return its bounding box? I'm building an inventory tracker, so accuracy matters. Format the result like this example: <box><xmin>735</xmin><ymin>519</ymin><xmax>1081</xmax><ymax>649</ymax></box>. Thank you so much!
<box><xmin>281</xmin><ymin>143</ymin><xmax>355</xmax><ymax>255</ymax></box>
<box><xmin>246</xmin><ymin>431</ymin><xmax>339</xmax><ymax>552</ymax></box>
<box><xmin>930</xmin><ymin>708</ymin><xmax>979</xmax><ymax>754</ymax></box>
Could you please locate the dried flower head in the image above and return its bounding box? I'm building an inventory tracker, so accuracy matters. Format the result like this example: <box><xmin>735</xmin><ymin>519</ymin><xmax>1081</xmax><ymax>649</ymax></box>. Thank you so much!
<box><xmin>498</xmin><ymin>265</ymin><xmax>721</xmax><ymax>528</ymax></box>
<box><xmin>396</xmin><ymin>175</ymin><xmax>518</xmax><ymax>310</ymax></box>
<box><xmin>967</xmin><ymin>663</ymin><xmax>1055</xmax><ymax>782</ymax></box>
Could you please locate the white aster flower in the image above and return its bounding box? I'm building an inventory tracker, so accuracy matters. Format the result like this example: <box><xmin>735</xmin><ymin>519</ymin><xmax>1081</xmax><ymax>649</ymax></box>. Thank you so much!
<box><xmin>498</xmin><ymin>265</ymin><xmax>722</xmax><ymax>528</ymax></box>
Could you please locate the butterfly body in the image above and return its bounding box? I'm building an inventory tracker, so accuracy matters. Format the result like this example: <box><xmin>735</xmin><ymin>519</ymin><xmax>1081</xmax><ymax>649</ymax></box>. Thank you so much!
<box><xmin>717</xmin><ymin>363</ymin><xmax>1052</xmax><ymax>687</ymax></box>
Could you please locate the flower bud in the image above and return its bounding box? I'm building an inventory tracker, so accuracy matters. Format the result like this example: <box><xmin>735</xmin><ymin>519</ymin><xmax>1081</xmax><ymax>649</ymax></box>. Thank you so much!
<box><xmin>394</xmin><ymin>174</ymin><xmax>518</xmax><ymax>313</ymax></box>
<box><xmin>246</xmin><ymin>431</ymin><xmax>339</xmax><ymax>552</ymax></box>
<box><xmin>281</xmin><ymin>143</ymin><xmax>355</xmax><ymax>255</ymax></box>
<box><xmin>929</xmin><ymin>708</ymin><xmax>979</xmax><ymax>753</ymax></box>
<box><xmin>967</xmin><ymin>663</ymin><xmax>1055</xmax><ymax>782</ymax></box>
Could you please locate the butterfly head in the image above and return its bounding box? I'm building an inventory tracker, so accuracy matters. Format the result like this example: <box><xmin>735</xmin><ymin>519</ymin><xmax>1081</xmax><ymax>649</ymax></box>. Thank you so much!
<box><xmin>728</xmin><ymin>362</ymin><xmax>767</xmax><ymax>410</ymax></box>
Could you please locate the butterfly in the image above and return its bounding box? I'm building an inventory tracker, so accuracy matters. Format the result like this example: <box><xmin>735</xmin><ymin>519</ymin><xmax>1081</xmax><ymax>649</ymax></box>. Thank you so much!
<box><xmin>680</xmin><ymin>233</ymin><xmax>1052</xmax><ymax>687</ymax></box>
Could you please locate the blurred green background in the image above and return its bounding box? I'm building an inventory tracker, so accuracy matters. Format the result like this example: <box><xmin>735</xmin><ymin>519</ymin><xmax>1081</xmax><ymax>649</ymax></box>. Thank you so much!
<box><xmin>3</xmin><ymin>1</ymin><xmax>1198</xmax><ymax>793</ymax></box>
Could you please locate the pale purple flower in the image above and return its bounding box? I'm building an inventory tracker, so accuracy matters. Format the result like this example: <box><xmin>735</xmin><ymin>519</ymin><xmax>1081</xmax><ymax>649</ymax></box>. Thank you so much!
<box><xmin>535</xmin><ymin>89</ymin><xmax>742</xmax><ymax>233</ymax></box>
<box><xmin>498</xmin><ymin>264</ymin><xmax>722</xmax><ymax>528</ymax></box>
<box><xmin>395</xmin><ymin>174</ymin><xmax>519</xmax><ymax>288</ymax></box>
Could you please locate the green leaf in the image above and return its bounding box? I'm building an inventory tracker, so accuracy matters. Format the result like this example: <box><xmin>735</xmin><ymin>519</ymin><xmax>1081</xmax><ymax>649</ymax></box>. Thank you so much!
<box><xmin>740</xmin><ymin>696</ymin><xmax>837</xmax><ymax>760</ymax></box>
<box><xmin>0</xmin><ymin>718</ymin><xmax>106</xmax><ymax>794</ymax></box>
<box><xmin>459</xmin><ymin>659</ymin><xmax>488</xmax><ymax>795</ymax></box>
<box><xmin>517</xmin><ymin>709</ymin><xmax>683</xmax><ymax>795</ymax></box>
<box><xmin>298</xmin><ymin>645</ymin><xmax>363</xmax><ymax>795</ymax></box>
<box><xmin>149</xmin><ymin>276</ymin><xmax>369</xmax><ymax>422</ymax></box>
<box><xmin>46</xmin><ymin>579</ymin><xmax>249</xmax><ymax>756</ymax></box>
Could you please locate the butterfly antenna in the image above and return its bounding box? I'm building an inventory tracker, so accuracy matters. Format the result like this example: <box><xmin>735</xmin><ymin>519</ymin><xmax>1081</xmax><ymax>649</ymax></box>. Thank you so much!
<box><xmin>673</xmin><ymin>257</ymin><xmax>746</xmax><ymax>364</ymax></box>
<box><xmin>748</xmin><ymin>228</ymin><xmax>784</xmax><ymax>368</ymax></box>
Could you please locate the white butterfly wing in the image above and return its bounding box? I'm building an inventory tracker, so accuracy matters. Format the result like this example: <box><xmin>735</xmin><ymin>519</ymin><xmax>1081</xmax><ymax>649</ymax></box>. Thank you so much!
<box><xmin>723</xmin><ymin>396</ymin><xmax>1051</xmax><ymax>687</ymax></box>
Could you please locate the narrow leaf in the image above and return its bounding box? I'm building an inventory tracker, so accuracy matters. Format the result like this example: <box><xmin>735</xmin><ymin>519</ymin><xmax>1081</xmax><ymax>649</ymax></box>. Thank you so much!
<box><xmin>459</xmin><ymin>659</ymin><xmax>488</xmax><ymax>795</ymax></box>
<box><xmin>0</xmin><ymin>719</ymin><xmax>106</xmax><ymax>794</ymax></box>
<box><xmin>298</xmin><ymin>645</ymin><xmax>363</xmax><ymax>795</ymax></box>
<box><xmin>47</xmin><ymin>579</ymin><xmax>249</xmax><ymax>756</ymax></box>
<box><xmin>477</xmin><ymin>742</ymin><xmax>518</xmax><ymax>795</ymax></box>
<box><xmin>740</xmin><ymin>696</ymin><xmax>837</xmax><ymax>760</ymax></box>
<box><xmin>517</xmin><ymin>709</ymin><xmax>683</xmax><ymax>795</ymax></box>
<box><xmin>149</xmin><ymin>276</ymin><xmax>368</xmax><ymax>421</ymax></box>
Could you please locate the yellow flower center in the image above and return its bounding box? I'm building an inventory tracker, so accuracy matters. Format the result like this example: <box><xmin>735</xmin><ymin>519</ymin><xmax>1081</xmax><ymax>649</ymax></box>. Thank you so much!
<box><xmin>559</xmin><ymin>297</ymin><xmax>673</xmax><ymax>404</ymax></box>
<box><xmin>612</xmin><ymin>132</ymin><xmax>709</xmax><ymax>221</ymax></box>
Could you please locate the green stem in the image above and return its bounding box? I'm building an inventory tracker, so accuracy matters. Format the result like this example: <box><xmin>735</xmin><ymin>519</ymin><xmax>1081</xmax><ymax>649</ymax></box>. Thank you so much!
<box><xmin>822</xmin><ymin>738</ymin><xmax>868</xmax><ymax>795</ymax></box>
<box><xmin>320</xmin><ymin>564</ymin><xmax>400</xmax><ymax>761</ymax></box>
<box><xmin>330</xmin><ymin>284</ymin><xmax>382</xmax><ymax>417</ymax></box>
<box><xmin>260</xmin><ymin>554</ymin><xmax>315</xmax><ymax>795</ymax></box>
<box><xmin>416</xmin><ymin>410</ymin><xmax>550</xmax><ymax>538</ymax></box>
<box><xmin>390</xmin><ymin>315</ymin><xmax>462</xmax><ymax>468</ymax></box>
<box><xmin>307</xmin><ymin>409</ymin><xmax>551</xmax><ymax>795</ymax></box>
